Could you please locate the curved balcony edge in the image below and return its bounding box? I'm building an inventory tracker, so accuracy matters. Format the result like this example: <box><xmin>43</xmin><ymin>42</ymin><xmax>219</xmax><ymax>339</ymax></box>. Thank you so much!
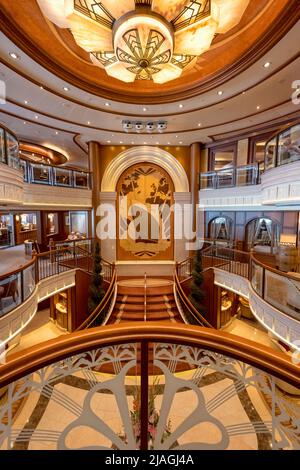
<box><xmin>0</xmin><ymin>269</ymin><xmax>76</xmax><ymax>346</ymax></box>
<box><xmin>213</xmin><ymin>268</ymin><xmax>300</xmax><ymax>351</ymax></box>
<box><xmin>261</xmin><ymin>160</ymin><xmax>300</xmax><ymax>206</ymax></box>
<box><xmin>0</xmin><ymin>163</ymin><xmax>92</xmax><ymax>208</ymax></box>
<box><xmin>0</xmin><ymin>163</ymin><xmax>23</xmax><ymax>205</ymax></box>
<box><xmin>199</xmin><ymin>160</ymin><xmax>300</xmax><ymax>208</ymax></box>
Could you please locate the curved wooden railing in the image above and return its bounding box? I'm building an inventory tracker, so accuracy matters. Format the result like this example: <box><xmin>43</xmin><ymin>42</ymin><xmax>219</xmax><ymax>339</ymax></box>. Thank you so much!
<box><xmin>1</xmin><ymin>323</ymin><xmax>299</xmax><ymax>388</ymax></box>
<box><xmin>0</xmin><ymin>244</ymin><xmax>113</xmax><ymax>321</ymax></box>
<box><xmin>250</xmin><ymin>251</ymin><xmax>300</xmax><ymax>322</ymax></box>
<box><xmin>174</xmin><ymin>270</ymin><xmax>213</xmax><ymax>328</ymax></box>
<box><xmin>178</xmin><ymin>244</ymin><xmax>300</xmax><ymax>327</ymax></box>
<box><xmin>0</xmin><ymin>257</ymin><xmax>36</xmax><ymax>283</ymax></box>
<box><xmin>0</xmin><ymin>257</ymin><xmax>37</xmax><ymax>317</ymax></box>
<box><xmin>75</xmin><ymin>269</ymin><xmax>117</xmax><ymax>330</ymax></box>
<box><xmin>1</xmin><ymin>323</ymin><xmax>299</xmax><ymax>451</ymax></box>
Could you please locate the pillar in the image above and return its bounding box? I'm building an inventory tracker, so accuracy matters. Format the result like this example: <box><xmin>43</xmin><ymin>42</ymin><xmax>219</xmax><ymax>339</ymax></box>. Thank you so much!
<box><xmin>190</xmin><ymin>142</ymin><xmax>201</xmax><ymax>236</ymax></box>
<box><xmin>88</xmin><ymin>141</ymin><xmax>106</xmax><ymax>238</ymax></box>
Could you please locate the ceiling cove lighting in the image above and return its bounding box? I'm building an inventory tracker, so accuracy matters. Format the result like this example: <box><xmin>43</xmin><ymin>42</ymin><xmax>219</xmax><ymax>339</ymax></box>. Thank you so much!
<box><xmin>9</xmin><ymin>52</ymin><xmax>19</xmax><ymax>60</ymax></box>
<box><xmin>38</xmin><ymin>0</ymin><xmax>250</xmax><ymax>84</ymax></box>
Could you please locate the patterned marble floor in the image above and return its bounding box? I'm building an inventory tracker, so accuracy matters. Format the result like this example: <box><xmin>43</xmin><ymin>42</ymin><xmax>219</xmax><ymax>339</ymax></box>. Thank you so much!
<box><xmin>1</xmin><ymin>365</ymin><xmax>274</xmax><ymax>450</ymax></box>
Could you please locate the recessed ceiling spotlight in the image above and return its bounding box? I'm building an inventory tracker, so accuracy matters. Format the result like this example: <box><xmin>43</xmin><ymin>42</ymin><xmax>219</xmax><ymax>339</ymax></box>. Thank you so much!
<box><xmin>256</xmin><ymin>105</ymin><xmax>261</xmax><ymax>110</ymax></box>
<box><xmin>120</xmin><ymin>141</ymin><xmax>123</xmax><ymax>144</ymax></box>
<box><xmin>142</xmin><ymin>107</ymin><xmax>148</xmax><ymax>112</ymax></box>
<box><xmin>179</xmin><ymin>104</ymin><xmax>183</xmax><ymax>108</ymax></box>
<box><xmin>156</xmin><ymin>142</ymin><xmax>159</xmax><ymax>145</ymax></box>
<box><xmin>175</xmin><ymin>135</ymin><xmax>178</xmax><ymax>138</ymax></box>
<box><xmin>179</xmin><ymin>141</ymin><xmax>183</xmax><ymax>144</ymax></box>
<box><xmin>63</xmin><ymin>86</ymin><xmax>70</xmax><ymax>91</ymax></box>
<box><xmin>131</xmin><ymin>141</ymin><xmax>135</xmax><ymax>145</ymax></box>
<box><xmin>40</xmin><ymin>86</ymin><xmax>44</xmax><ymax>90</ymax></box>
<box><xmin>105</xmin><ymin>102</ymin><xmax>110</xmax><ymax>107</ymax></box>
<box><xmin>87</xmin><ymin>121</ymin><xmax>91</xmax><ymax>125</ymax></box>
<box><xmin>55</xmin><ymin>131</ymin><xmax>59</xmax><ymax>135</ymax></box>
<box><xmin>198</xmin><ymin>123</ymin><xmax>202</xmax><ymax>127</ymax></box>
<box><xmin>242</xmin><ymin>91</ymin><xmax>246</xmax><ymax>95</ymax></box>
<box><xmin>24</xmin><ymin>100</ymin><xmax>28</xmax><ymax>104</ymax></box>
<box><xmin>9</xmin><ymin>52</ymin><xmax>19</xmax><ymax>60</ymax></box>
<box><xmin>23</xmin><ymin>121</ymin><xmax>26</xmax><ymax>125</ymax></box>
<box><xmin>107</xmin><ymin>140</ymin><xmax>111</xmax><ymax>143</ymax></box>
<box><xmin>167</xmin><ymin>142</ymin><xmax>171</xmax><ymax>145</ymax></box>
<box><xmin>35</xmin><ymin>115</ymin><xmax>39</xmax><ymax>119</ymax></box>
<box><xmin>263</xmin><ymin>62</ymin><xmax>271</xmax><ymax>68</ymax></box>
<box><xmin>143</xmin><ymin>141</ymin><xmax>147</xmax><ymax>144</ymax></box>
<box><xmin>218</xmin><ymin>90</ymin><xmax>223</xmax><ymax>96</ymax></box>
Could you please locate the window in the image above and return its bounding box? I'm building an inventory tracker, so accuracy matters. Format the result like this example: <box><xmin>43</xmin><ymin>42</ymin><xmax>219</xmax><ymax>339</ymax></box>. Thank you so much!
<box><xmin>209</xmin><ymin>143</ymin><xmax>237</xmax><ymax>171</ymax></box>
<box><xmin>0</xmin><ymin>128</ymin><xmax>5</xmax><ymax>164</ymax></box>
<box><xmin>265</xmin><ymin>137</ymin><xmax>277</xmax><ymax>170</ymax></box>
<box><xmin>277</xmin><ymin>124</ymin><xmax>300</xmax><ymax>166</ymax></box>
<box><xmin>6</xmin><ymin>132</ymin><xmax>19</xmax><ymax>169</ymax></box>
<box><xmin>209</xmin><ymin>216</ymin><xmax>233</xmax><ymax>243</ymax></box>
<box><xmin>246</xmin><ymin>218</ymin><xmax>280</xmax><ymax>252</ymax></box>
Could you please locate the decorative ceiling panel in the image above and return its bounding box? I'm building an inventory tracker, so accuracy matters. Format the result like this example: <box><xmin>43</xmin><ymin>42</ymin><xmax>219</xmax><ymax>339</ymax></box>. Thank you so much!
<box><xmin>151</xmin><ymin>0</ymin><xmax>188</xmax><ymax>22</ymax></box>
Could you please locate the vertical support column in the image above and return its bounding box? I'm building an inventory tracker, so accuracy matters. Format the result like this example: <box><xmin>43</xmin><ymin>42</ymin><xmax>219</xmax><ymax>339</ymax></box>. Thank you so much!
<box><xmin>88</xmin><ymin>142</ymin><xmax>105</xmax><ymax>238</ymax></box>
<box><xmin>190</xmin><ymin>142</ymin><xmax>201</xmax><ymax>239</ymax></box>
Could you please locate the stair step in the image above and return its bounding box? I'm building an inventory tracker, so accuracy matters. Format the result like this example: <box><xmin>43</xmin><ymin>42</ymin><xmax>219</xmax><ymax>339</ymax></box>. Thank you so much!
<box><xmin>117</xmin><ymin>285</ymin><xmax>173</xmax><ymax>296</ymax></box>
<box><xmin>117</xmin><ymin>295</ymin><xmax>171</xmax><ymax>304</ymax></box>
<box><xmin>114</xmin><ymin>302</ymin><xmax>176</xmax><ymax>312</ymax></box>
<box><xmin>120</xmin><ymin>312</ymin><xmax>176</xmax><ymax>321</ymax></box>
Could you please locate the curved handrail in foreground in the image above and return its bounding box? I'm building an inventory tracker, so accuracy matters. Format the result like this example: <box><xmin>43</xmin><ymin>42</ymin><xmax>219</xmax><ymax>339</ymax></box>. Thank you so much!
<box><xmin>0</xmin><ymin>323</ymin><xmax>299</xmax><ymax>388</ymax></box>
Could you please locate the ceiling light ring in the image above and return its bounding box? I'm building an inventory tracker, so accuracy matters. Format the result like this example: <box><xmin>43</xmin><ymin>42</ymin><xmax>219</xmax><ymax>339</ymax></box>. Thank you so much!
<box><xmin>112</xmin><ymin>8</ymin><xmax>175</xmax><ymax>48</ymax></box>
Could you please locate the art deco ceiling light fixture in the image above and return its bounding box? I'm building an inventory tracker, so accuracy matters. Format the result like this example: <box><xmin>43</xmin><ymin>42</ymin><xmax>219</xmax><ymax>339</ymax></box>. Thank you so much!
<box><xmin>37</xmin><ymin>0</ymin><xmax>250</xmax><ymax>84</ymax></box>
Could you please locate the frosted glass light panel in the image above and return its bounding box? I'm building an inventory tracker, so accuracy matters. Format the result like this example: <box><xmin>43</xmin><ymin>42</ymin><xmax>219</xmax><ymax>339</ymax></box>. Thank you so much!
<box><xmin>70</xmin><ymin>211</ymin><xmax>88</xmax><ymax>238</ymax></box>
<box><xmin>0</xmin><ymin>128</ymin><xmax>5</xmax><ymax>164</ymax></box>
<box><xmin>278</xmin><ymin>124</ymin><xmax>300</xmax><ymax>166</ymax></box>
<box><xmin>6</xmin><ymin>132</ymin><xmax>19</xmax><ymax>169</ymax></box>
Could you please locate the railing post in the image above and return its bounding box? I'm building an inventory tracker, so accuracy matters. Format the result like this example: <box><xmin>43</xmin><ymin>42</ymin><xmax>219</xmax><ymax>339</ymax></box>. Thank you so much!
<box><xmin>33</xmin><ymin>250</ymin><xmax>39</xmax><ymax>284</ymax></box>
<box><xmin>140</xmin><ymin>340</ymin><xmax>149</xmax><ymax>451</ymax></box>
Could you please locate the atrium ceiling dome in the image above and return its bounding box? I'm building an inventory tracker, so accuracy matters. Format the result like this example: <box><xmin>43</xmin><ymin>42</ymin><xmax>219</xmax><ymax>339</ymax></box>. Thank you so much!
<box><xmin>37</xmin><ymin>0</ymin><xmax>250</xmax><ymax>84</ymax></box>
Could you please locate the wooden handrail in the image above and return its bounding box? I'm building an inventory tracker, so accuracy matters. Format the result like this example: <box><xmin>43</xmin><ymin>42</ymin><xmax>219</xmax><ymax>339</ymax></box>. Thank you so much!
<box><xmin>0</xmin><ymin>257</ymin><xmax>36</xmax><ymax>282</ymax></box>
<box><xmin>1</xmin><ymin>323</ymin><xmax>299</xmax><ymax>388</ymax></box>
<box><xmin>176</xmin><ymin>244</ymin><xmax>214</xmax><ymax>269</ymax></box>
<box><xmin>251</xmin><ymin>251</ymin><xmax>300</xmax><ymax>282</ymax></box>
<box><xmin>54</xmin><ymin>237</ymin><xmax>94</xmax><ymax>246</ymax></box>
<box><xmin>174</xmin><ymin>271</ymin><xmax>213</xmax><ymax>328</ymax></box>
<box><xmin>75</xmin><ymin>270</ymin><xmax>116</xmax><ymax>331</ymax></box>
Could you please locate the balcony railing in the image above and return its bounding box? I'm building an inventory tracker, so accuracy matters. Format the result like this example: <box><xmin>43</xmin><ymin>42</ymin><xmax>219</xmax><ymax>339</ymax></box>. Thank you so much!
<box><xmin>177</xmin><ymin>245</ymin><xmax>300</xmax><ymax>327</ymax></box>
<box><xmin>0</xmin><ymin>244</ymin><xmax>114</xmax><ymax>319</ymax></box>
<box><xmin>200</xmin><ymin>164</ymin><xmax>260</xmax><ymax>190</ymax></box>
<box><xmin>265</xmin><ymin>122</ymin><xmax>300</xmax><ymax>171</ymax></box>
<box><xmin>0</xmin><ymin>324</ymin><xmax>299</xmax><ymax>450</ymax></box>
<box><xmin>20</xmin><ymin>160</ymin><xmax>91</xmax><ymax>189</ymax></box>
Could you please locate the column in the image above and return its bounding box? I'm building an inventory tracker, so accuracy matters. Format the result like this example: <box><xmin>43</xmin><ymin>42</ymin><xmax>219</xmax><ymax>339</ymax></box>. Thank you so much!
<box><xmin>190</xmin><ymin>142</ymin><xmax>201</xmax><ymax>235</ymax></box>
<box><xmin>88</xmin><ymin>141</ymin><xmax>105</xmax><ymax>238</ymax></box>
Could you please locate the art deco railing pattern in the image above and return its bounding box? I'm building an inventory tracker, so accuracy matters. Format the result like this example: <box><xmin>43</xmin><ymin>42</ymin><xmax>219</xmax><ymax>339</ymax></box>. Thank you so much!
<box><xmin>0</xmin><ymin>325</ymin><xmax>299</xmax><ymax>450</ymax></box>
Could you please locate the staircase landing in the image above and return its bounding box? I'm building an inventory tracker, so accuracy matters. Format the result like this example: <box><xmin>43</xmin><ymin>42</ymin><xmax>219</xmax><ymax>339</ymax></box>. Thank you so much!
<box><xmin>108</xmin><ymin>278</ymin><xmax>182</xmax><ymax>324</ymax></box>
